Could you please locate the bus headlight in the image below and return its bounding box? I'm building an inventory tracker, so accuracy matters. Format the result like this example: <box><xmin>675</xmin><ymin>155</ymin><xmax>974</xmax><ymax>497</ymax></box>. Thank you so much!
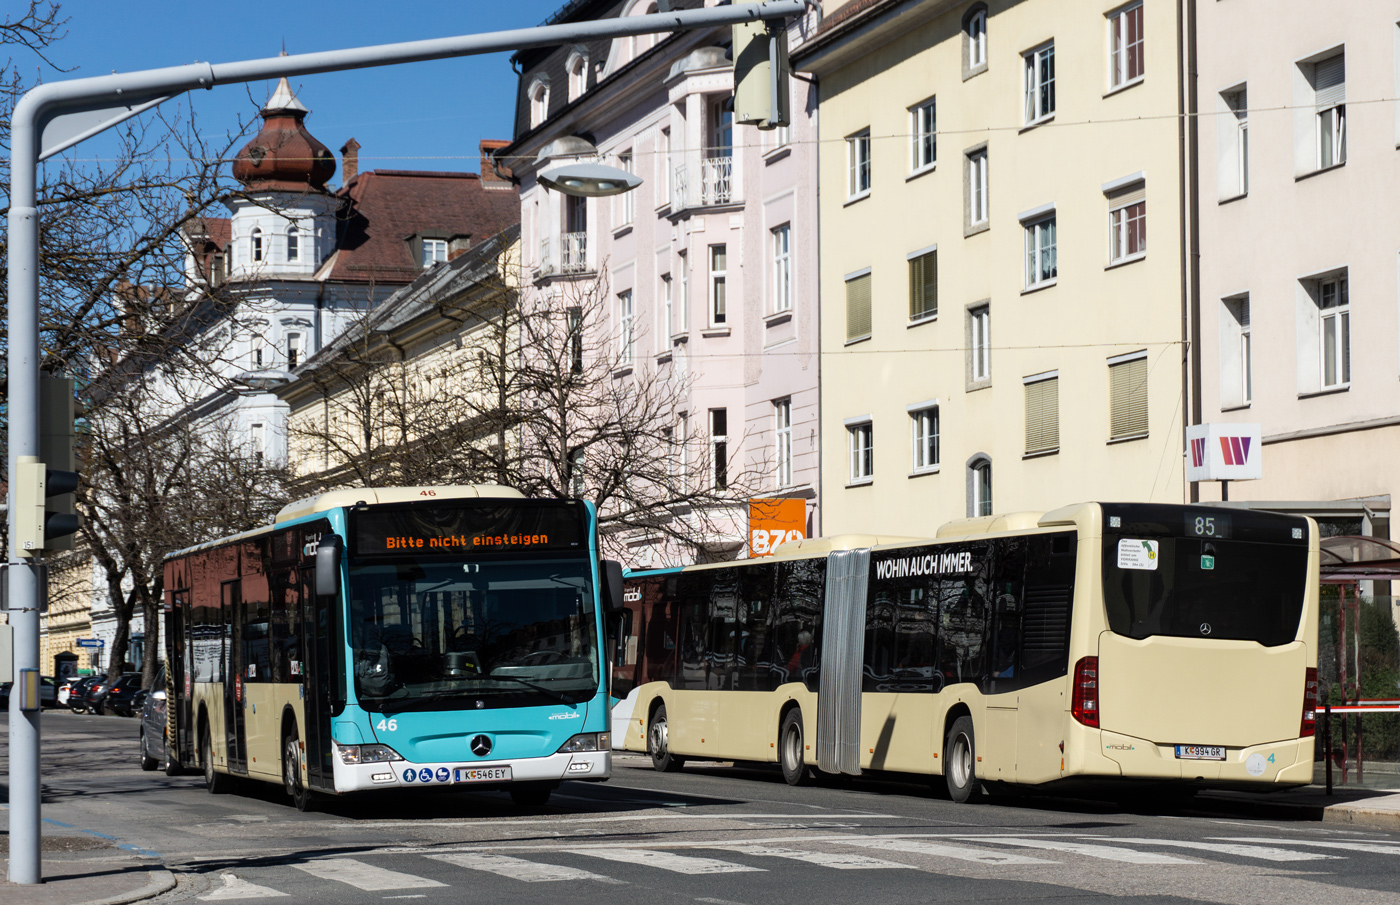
<box><xmin>556</xmin><ymin>732</ymin><xmax>609</xmax><ymax>754</ymax></box>
<box><xmin>338</xmin><ymin>743</ymin><xmax>405</xmax><ymax>765</ymax></box>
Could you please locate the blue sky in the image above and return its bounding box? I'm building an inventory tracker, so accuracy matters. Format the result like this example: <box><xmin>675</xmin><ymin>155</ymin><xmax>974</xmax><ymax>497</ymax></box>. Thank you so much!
<box><xmin>37</xmin><ymin>0</ymin><xmax>570</xmax><ymax>179</ymax></box>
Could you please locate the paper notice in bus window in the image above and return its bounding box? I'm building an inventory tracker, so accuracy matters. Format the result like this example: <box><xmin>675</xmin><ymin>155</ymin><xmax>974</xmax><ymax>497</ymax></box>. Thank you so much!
<box><xmin>1117</xmin><ymin>538</ymin><xmax>1159</xmax><ymax>571</ymax></box>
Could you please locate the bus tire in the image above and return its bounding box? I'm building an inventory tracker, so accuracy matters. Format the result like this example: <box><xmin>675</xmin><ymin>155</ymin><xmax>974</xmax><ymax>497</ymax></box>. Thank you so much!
<box><xmin>201</xmin><ymin>722</ymin><xmax>234</xmax><ymax>794</ymax></box>
<box><xmin>509</xmin><ymin>783</ymin><xmax>553</xmax><ymax>806</ymax></box>
<box><xmin>944</xmin><ymin>716</ymin><xmax>979</xmax><ymax>803</ymax></box>
<box><xmin>779</xmin><ymin>709</ymin><xmax>809</xmax><ymax>786</ymax></box>
<box><xmin>284</xmin><ymin>729</ymin><xmax>315</xmax><ymax>812</ymax></box>
<box><xmin>139</xmin><ymin>729</ymin><xmax>159</xmax><ymax>771</ymax></box>
<box><xmin>648</xmin><ymin>704</ymin><xmax>685</xmax><ymax>772</ymax></box>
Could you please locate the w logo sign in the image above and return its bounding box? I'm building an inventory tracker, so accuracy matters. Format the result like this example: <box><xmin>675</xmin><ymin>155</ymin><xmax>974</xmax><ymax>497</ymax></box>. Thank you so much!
<box><xmin>1190</xmin><ymin>438</ymin><xmax>1207</xmax><ymax>468</ymax></box>
<box><xmin>1218</xmin><ymin>435</ymin><xmax>1252</xmax><ymax>466</ymax></box>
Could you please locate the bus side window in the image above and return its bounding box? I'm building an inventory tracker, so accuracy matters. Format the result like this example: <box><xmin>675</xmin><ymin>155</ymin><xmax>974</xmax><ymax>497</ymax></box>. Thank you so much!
<box><xmin>773</xmin><ymin>558</ymin><xmax>824</xmax><ymax>690</ymax></box>
<box><xmin>737</xmin><ymin>564</ymin><xmax>775</xmax><ymax>691</ymax></box>
<box><xmin>937</xmin><ymin>564</ymin><xmax>987</xmax><ymax>688</ymax></box>
<box><xmin>677</xmin><ymin>570</ymin><xmax>713</xmax><ymax>691</ymax></box>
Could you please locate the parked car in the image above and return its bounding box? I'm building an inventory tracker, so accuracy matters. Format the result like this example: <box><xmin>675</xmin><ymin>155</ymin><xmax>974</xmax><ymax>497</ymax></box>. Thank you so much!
<box><xmin>67</xmin><ymin>676</ymin><xmax>102</xmax><ymax>713</ymax></box>
<box><xmin>138</xmin><ymin>666</ymin><xmax>171</xmax><ymax>772</ymax></box>
<box><xmin>0</xmin><ymin>676</ymin><xmax>57</xmax><ymax>709</ymax></box>
<box><xmin>89</xmin><ymin>673</ymin><xmax>140</xmax><ymax>716</ymax></box>
<box><xmin>105</xmin><ymin>674</ymin><xmax>146</xmax><ymax>717</ymax></box>
<box><xmin>130</xmin><ymin>689</ymin><xmax>149</xmax><ymax>714</ymax></box>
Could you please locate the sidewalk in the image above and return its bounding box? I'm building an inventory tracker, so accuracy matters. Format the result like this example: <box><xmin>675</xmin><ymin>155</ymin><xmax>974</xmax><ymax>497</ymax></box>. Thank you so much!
<box><xmin>1195</xmin><ymin>760</ymin><xmax>1400</xmax><ymax>830</ymax></box>
<box><xmin>0</xmin><ymin>836</ymin><xmax>175</xmax><ymax>905</ymax></box>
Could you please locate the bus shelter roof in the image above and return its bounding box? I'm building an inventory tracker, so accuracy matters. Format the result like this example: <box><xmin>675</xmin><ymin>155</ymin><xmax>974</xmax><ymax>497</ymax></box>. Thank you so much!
<box><xmin>1319</xmin><ymin>535</ymin><xmax>1400</xmax><ymax>583</ymax></box>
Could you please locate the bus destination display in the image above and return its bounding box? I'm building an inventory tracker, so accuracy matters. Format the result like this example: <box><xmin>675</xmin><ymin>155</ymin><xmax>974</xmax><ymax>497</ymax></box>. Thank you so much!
<box><xmin>354</xmin><ymin>503</ymin><xmax>586</xmax><ymax>556</ymax></box>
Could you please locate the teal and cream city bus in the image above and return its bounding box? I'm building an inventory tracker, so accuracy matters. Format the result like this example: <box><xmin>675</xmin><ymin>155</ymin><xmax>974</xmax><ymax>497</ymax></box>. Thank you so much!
<box><xmin>610</xmin><ymin>502</ymin><xmax>1318</xmax><ymax>801</ymax></box>
<box><xmin>163</xmin><ymin>486</ymin><xmax>622</xmax><ymax>809</ymax></box>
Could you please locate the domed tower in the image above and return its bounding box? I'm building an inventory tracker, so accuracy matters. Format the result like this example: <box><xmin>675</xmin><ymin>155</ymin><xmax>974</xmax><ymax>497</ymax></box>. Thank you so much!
<box><xmin>226</xmin><ymin>78</ymin><xmax>341</xmax><ymax>282</ymax></box>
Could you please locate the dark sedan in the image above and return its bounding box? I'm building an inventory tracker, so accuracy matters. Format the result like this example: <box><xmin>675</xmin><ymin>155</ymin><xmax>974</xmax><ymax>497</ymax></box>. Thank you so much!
<box><xmin>105</xmin><ymin>674</ymin><xmax>147</xmax><ymax>717</ymax></box>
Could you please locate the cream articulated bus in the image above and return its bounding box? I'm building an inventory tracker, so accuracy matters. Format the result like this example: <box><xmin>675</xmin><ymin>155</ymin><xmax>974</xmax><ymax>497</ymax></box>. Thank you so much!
<box><xmin>610</xmin><ymin>502</ymin><xmax>1319</xmax><ymax>801</ymax></box>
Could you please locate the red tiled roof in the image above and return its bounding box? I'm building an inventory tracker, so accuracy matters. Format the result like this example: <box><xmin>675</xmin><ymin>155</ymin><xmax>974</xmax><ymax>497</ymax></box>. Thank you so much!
<box><xmin>327</xmin><ymin>170</ymin><xmax>519</xmax><ymax>284</ymax></box>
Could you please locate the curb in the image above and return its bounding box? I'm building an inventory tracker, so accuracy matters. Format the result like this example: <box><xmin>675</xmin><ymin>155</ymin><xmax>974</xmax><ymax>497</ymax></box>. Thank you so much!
<box><xmin>1322</xmin><ymin>805</ymin><xmax>1400</xmax><ymax>831</ymax></box>
<box><xmin>73</xmin><ymin>870</ymin><xmax>176</xmax><ymax>905</ymax></box>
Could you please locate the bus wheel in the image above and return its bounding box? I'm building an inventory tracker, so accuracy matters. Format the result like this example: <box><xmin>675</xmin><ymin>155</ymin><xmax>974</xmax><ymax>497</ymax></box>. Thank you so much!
<box><xmin>201</xmin><ymin>723</ymin><xmax>234</xmax><ymax>794</ymax></box>
<box><xmin>648</xmin><ymin>704</ymin><xmax>685</xmax><ymax>772</ymax></box>
<box><xmin>284</xmin><ymin>730</ymin><xmax>315</xmax><ymax>812</ymax></box>
<box><xmin>779</xmin><ymin>709</ymin><xmax>809</xmax><ymax>786</ymax></box>
<box><xmin>944</xmin><ymin>716</ymin><xmax>979</xmax><ymax>803</ymax></box>
<box><xmin>509</xmin><ymin>783</ymin><xmax>553</xmax><ymax>806</ymax></box>
<box><xmin>139</xmin><ymin>729</ymin><xmax>159</xmax><ymax>772</ymax></box>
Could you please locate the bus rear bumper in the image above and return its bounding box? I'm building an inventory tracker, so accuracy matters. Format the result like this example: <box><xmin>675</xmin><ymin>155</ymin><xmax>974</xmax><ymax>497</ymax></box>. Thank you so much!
<box><xmin>1096</xmin><ymin>729</ymin><xmax>1312</xmax><ymax>786</ymax></box>
<box><xmin>332</xmin><ymin>750</ymin><xmax>612</xmax><ymax>792</ymax></box>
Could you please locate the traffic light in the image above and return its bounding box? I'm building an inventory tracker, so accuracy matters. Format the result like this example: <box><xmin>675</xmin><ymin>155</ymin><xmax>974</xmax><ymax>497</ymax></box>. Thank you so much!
<box><xmin>14</xmin><ymin>457</ymin><xmax>80</xmax><ymax>557</ymax></box>
<box><xmin>40</xmin><ymin>375</ymin><xmax>79</xmax><ymax>552</ymax></box>
<box><xmin>732</xmin><ymin>16</ymin><xmax>790</xmax><ymax>130</ymax></box>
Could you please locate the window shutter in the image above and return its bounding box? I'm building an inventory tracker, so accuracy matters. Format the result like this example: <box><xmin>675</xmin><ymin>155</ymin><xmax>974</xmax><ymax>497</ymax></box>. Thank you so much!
<box><xmin>1315</xmin><ymin>55</ymin><xmax>1345</xmax><ymax>109</ymax></box>
<box><xmin>1024</xmin><ymin>376</ymin><xmax>1059</xmax><ymax>453</ymax></box>
<box><xmin>908</xmin><ymin>252</ymin><xmax>937</xmax><ymax>319</ymax></box>
<box><xmin>1109</xmin><ymin>356</ymin><xmax>1149</xmax><ymax>439</ymax></box>
<box><xmin>846</xmin><ymin>273</ymin><xmax>872</xmax><ymax>340</ymax></box>
<box><xmin>1107</xmin><ymin>183</ymin><xmax>1146</xmax><ymax>209</ymax></box>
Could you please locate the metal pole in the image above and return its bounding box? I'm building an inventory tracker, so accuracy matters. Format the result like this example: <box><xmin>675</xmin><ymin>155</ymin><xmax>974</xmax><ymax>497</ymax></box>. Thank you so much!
<box><xmin>5</xmin><ymin>2</ymin><xmax>807</xmax><ymax>884</ymax></box>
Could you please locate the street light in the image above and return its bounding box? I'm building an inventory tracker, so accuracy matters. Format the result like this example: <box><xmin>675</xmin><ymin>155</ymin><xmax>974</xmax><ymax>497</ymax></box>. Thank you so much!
<box><xmin>234</xmin><ymin>369</ymin><xmax>294</xmax><ymax>392</ymax></box>
<box><xmin>535</xmin><ymin>136</ymin><xmax>642</xmax><ymax>198</ymax></box>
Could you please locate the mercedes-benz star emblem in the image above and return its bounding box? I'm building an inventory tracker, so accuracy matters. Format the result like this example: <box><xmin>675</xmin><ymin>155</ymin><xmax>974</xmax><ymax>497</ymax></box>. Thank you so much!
<box><xmin>1199</xmin><ymin>623</ymin><xmax>1212</xmax><ymax>635</ymax></box>
<box><xmin>471</xmin><ymin>734</ymin><xmax>493</xmax><ymax>757</ymax></box>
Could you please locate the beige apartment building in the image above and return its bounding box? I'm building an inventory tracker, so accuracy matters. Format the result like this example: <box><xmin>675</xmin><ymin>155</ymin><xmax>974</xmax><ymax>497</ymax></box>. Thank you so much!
<box><xmin>795</xmin><ymin>0</ymin><xmax>1187</xmax><ymax>536</ymax></box>
<box><xmin>1195</xmin><ymin>0</ymin><xmax>1394</xmax><ymax>549</ymax></box>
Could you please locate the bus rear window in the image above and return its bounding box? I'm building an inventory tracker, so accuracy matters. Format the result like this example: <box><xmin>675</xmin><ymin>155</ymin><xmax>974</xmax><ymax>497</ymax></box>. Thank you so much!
<box><xmin>1101</xmin><ymin>537</ymin><xmax>1306</xmax><ymax>647</ymax></box>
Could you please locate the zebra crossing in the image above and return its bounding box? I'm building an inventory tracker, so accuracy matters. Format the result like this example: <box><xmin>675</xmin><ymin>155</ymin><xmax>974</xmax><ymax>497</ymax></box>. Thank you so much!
<box><xmin>193</xmin><ymin>831</ymin><xmax>1384</xmax><ymax>900</ymax></box>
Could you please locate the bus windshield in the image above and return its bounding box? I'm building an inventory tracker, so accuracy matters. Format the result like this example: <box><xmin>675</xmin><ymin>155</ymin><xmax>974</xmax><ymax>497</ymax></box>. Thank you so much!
<box><xmin>1101</xmin><ymin>537</ymin><xmax>1307</xmax><ymax>647</ymax></box>
<box><xmin>348</xmin><ymin>556</ymin><xmax>599</xmax><ymax>711</ymax></box>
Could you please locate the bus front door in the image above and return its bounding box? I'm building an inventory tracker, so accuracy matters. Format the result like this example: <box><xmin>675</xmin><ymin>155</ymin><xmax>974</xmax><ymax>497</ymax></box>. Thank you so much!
<box><xmin>222</xmin><ymin>579</ymin><xmax>249</xmax><ymax>775</ymax></box>
<box><xmin>167</xmin><ymin>595</ymin><xmax>196</xmax><ymax>767</ymax></box>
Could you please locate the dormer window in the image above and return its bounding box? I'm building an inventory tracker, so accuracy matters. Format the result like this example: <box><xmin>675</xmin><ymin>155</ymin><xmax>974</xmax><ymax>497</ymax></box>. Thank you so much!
<box><xmin>422</xmin><ymin>238</ymin><xmax>448</xmax><ymax>268</ymax></box>
<box><xmin>287</xmin><ymin>225</ymin><xmax>300</xmax><ymax>262</ymax></box>
<box><xmin>567</xmin><ymin>50</ymin><xmax>589</xmax><ymax>101</ymax></box>
<box><xmin>529</xmin><ymin>76</ymin><xmax>551</xmax><ymax>129</ymax></box>
<box><xmin>251</xmin><ymin>227</ymin><xmax>263</xmax><ymax>263</ymax></box>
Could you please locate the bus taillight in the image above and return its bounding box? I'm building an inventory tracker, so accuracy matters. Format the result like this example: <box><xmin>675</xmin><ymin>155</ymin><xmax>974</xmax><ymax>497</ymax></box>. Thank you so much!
<box><xmin>1301</xmin><ymin>667</ymin><xmax>1318</xmax><ymax>738</ymax></box>
<box><xmin>1071</xmin><ymin>656</ymin><xmax>1099</xmax><ymax>728</ymax></box>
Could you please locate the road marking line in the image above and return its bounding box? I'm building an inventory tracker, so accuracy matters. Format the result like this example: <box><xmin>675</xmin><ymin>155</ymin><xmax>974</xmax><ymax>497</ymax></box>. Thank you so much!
<box><xmin>721</xmin><ymin>845</ymin><xmax>912</xmax><ymax>869</ymax></box>
<box><xmin>198</xmin><ymin>873</ymin><xmax>289</xmax><ymax>900</ymax></box>
<box><xmin>572</xmin><ymin>848</ymin><xmax>765</xmax><ymax>874</ymax></box>
<box><xmin>330</xmin><ymin>812</ymin><xmax>903</xmax><ymax>829</ymax></box>
<box><xmin>836</xmin><ymin>838</ymin><xmax>1054</xmax><ymax>865</ymax></box>
<box><xmin>293</xmin><ymin>859</ymin><xmax>446</xmax><ymax>891</ymax></box>
<box><xmin>427</xmin><ymin>852</ymin><xmax>617</xmax><ymax>883</ymax></box>
<box><xmin>1108</xmin><ymin>837</ymin><xmax>1339</xmax><ymax>862</ymax></box>
<box><xmin>961</xmin><ymin>837</ymin><xmax>1195</xmax><ymax>864</ymax></box>
<box><xmin>1213</xmin><ymin>837</ymin><xmax>1400</xmax><ymax>856</ymax></box>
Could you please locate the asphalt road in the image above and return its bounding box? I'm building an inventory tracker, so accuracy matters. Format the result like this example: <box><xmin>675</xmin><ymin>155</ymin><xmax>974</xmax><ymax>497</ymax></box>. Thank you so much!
<box><xmin>5</xmin><ymin>710</ymin><xmax>1400</xmax><ymax>904</ymax></box>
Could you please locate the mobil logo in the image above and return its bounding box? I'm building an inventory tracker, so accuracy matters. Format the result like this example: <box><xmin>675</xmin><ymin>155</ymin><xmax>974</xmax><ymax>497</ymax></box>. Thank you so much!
<box><xmin>1185</xmin><ymin>423</ymin><xmax>1262</xmax><ymax>483</ymax></box>
<box><xmin>1217</xmin><ymin>434</ymin><xmax>1252</xmax><ymax>466</ymax></box>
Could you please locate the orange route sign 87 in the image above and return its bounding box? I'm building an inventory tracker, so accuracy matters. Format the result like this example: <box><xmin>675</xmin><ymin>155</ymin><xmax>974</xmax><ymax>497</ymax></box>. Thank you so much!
<box><xmin>749</xmin><ymin>498</ymin><xmax>806</xmax><ymax>557</ymax></box>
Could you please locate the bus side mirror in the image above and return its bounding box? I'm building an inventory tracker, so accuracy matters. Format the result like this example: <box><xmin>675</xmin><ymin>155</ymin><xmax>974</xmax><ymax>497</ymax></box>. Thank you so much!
<box><xmin>316</xmin><ymin>535</ymin><xmax>343</xmax><ymax>597</ymax></box>
<box><xmin>601</xmin><ymin>559</ymin><xmax>624</xmax><ymax>614</ymax></box>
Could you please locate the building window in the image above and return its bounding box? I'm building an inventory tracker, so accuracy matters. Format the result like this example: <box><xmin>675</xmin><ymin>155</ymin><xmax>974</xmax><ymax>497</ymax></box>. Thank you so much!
<box><xmin>529</xmin><ymin>78</ymin><xmax>550</xmax><ymax>128</ymax></box>
<box><xmin>1106</xmin><ymin>179</ymin><xmax>1146</xmax><ymax>263</ymax></box>
<box><xmin>1314</xmin><ymin>54</ymin><xmax>1346</xmax><ymax>170</ymax></box>
<box><xmin>775</xmin><ymin>399</ymin><xmax>793</xmax><ymax>488</ymax></box>
<box><xmin>1024</xmin><ymin>213</ymin><xmax>1057</xmax><ymax>288</ymax></box>
<box><xmin>967</xmin><ymin>148</ymin><xmax>989</xmax><ymax>227</ymax></box>
<box><xmin>422</xmin><ymin>237</ymin><xmax>447</xmax><ymax>268</ymax></box>
<box><xmin>772</xmin><ymin>224</ymin><xmax>792</xmax><ymax>313</ymax></box>
<box><xmin>571</xmin><ymin>449</ymin><xmax>585</xmax><ymax>498</ymax></box>
<box><xmin>678</xmin><ymin>412</ymin><xmax>690</xmax><ymax>492</ymax></box>
<box><xmin>1319</xmin><ymin>275</ymin><xmax>1350</xmax><ymax>388</ymax></box>
<box><xmin>251</xmin><ymin>227</ymin><xmax>263</xmax><ymax>263</ymax></box>
<box><xmin>1221</xmin><ymin>294</ymin><xmax>1251</xmax><ymax>408</ymax></box>
<box><xmin>1220</xmin><ymin>87</ymin><xmax>1248</xmax><ymax>198</ymax></box>
<box><xmin>661</xmin><ymin>274</ymin><xmax>673</xmax><ymax>347</ymax></box>
<box><xmin>617</xmin><ymin>151</ymin><xmax>635</xmax><ymax>226</ymax></box>
<box><xmin>970</xmin><ymin>304</ymin><xmax>991</xmax><ymax>382</ymax></box>
<box><xmin>618</xmin><ymin>290</ymin><xmax>634</xmax><ymax>365</ymax></box>
<box><xmin>1023</xmin><ymin>371</ymin><xmax>1060</xmax><ymax>455</ymax></box>
<box><xmin>659</xmin><ymin>127</ymin><xmax>672</xmax><ymax>206</ymax></box>
<box><xmin>711</xmin><ymin>408</ymin><xmax>728</xmax><ymax>490</ymax></box>
<box><xmin>1108</xmin><ymin>351</ymin><xmax>1149</xmax><ymax>440</ymax></box>
<box><xmin>710</xmin><ymin>98</ymin><xmax>733</xmax><ymax>158</ymax></box>
<box><xmin>908</xmin><ymin>247</ymin><xmax>937</xmax><ymax>321</ymax></box>
<box><xmin>911</xmin><ymin>97</ymin><xmax>936</xmax><ymax>173</ymax></box>
<box><xmin>845</xmin><ymin>270</ymin><xmax>872</xmax><ymax>342</ymax></box>
<box><xmin>1024</xmin><ymin>42</ymin><xmax>1056</xmax><ymax>125</ymax></box>
<box><xmin>910</xmin><ymin>403</ymin><xmax>939</xmax><ymax>472</ymax></box>
<box><xmin>969</xmin><ymin>456</ymin><xmax>993</xmax><ymax>516</ymax></box>
<box><xmin>253</xmin><ymin>342</ymin><xmax>265</xmax><ymax>369</ymax></box>
<box><xmin>709</xmin><ymin>245</ymin><xmax>727</xmax><ymax>326</ymax></box>
<box><xmin>966</xmin><ymin>7</ymin><xmax>987</xmax><ymax>72</ymax></box>
<box><xmin>847</xmin><ymin>419</ymin><xmax>873</xmax><ymax>484</ymax></box>
<box><xmin>1108</xmin><ymin>2</ymin><xmax>1144</xmax><ymax>89</ymax></box>
<box><xmin>847</xmin><ymin>129</ymin><xmax>872</xmax><ymax>198</ymax></box>
<box><xmin>250</xmin><ymin>422</ymin><xmax>265</xmax><ymax>463</ymax></box>
<box><xmin>678</xmin><ymin>250</ymin><xmax>689</xmax><ymax>331</ymax></box>
<box><xmin>567</xmin><ymin>51</ymin><xmax>588</xmax><ymax>101</ymax></box>
<box><xmin>286</xmin><ymin>332</ymin><xmax>303</xmax><ymax>369</ymax></box>
<box><xmin>567</xmin><ymin>306</ymin><xmax>583</xmax><ymax>374</ymax></box>
<box><xmin>287</xmin><ymin>225</ymin><xmax>300</xmax><ymax>262</ymax></box>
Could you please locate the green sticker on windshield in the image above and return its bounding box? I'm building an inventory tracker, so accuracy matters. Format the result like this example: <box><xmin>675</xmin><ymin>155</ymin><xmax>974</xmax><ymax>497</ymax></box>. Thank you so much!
<box><xmin>1200</xmin><ymin>554</ymin><xmax>1215</xmax><ymax>570</ymax></box>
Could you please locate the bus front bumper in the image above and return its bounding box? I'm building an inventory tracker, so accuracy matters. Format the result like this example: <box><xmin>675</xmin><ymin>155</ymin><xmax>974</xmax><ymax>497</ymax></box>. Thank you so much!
<box><xmin>332</xmin><ymin>750</ymin><xmax>611</xmax><ymax>792</ymax></box>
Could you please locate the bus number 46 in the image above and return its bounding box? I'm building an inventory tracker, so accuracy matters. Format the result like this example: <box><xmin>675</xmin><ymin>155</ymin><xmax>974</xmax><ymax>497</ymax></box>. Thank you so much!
<box><xmin>376</xmin><ymin>719</ymin><xmax>398</xmax><ymax>732</ymax></box>
<box><xmin>752</xmin><ymin>529</ymin><xmax>804</xmax><ymax>556</ymax></box>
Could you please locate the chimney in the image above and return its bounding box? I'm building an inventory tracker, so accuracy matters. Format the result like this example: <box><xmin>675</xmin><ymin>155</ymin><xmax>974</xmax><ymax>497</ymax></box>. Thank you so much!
<box><xmin>480</xmin><ymin>139</ymin><xmax>512</xmax><ymax>187</ymax></box>
<box><xmin>341</xmin><ymin>137</ymin><xmax>361</xmax><ymax>184</ymax></box>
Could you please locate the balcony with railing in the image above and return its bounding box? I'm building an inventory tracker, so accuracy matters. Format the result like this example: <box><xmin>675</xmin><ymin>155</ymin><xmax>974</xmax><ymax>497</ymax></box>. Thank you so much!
<box><xmin>561</xmin><ymin>231</ymin><xmax>588</xmax><ymax>273</ymax></box>
<box><xmin>672</xmin><ymin>156</ymin><xmax>737</xmax><ymax>211</ymax></box>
